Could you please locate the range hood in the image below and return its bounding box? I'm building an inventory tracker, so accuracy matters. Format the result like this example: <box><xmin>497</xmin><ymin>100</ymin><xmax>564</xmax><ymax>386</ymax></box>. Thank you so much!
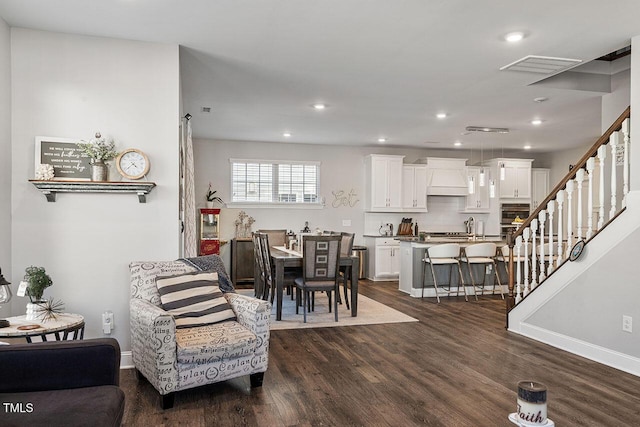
<box><xmin>416</xmin><ymin>157</ymin><xmax>468</xmax><ymax>196</ymax></box>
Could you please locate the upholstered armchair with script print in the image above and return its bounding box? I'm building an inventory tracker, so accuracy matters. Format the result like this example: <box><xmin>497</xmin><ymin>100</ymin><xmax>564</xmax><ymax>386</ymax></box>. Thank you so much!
<box><xmin>129</xmin><ymin>255</ymin><xmax>270</xmax><ymax>409</ymax></box>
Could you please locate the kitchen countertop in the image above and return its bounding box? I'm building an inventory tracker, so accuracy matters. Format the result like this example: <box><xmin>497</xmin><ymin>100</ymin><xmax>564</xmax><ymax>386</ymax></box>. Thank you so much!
<box><xmin>398</xmin><ymin>236</ymin><xmax>504</xmax><ymax>245</ymax></box>
<box><xmin>364</xmin><ymin>234</ymin><xmax>504</xmax><ymax>244</ymax></box>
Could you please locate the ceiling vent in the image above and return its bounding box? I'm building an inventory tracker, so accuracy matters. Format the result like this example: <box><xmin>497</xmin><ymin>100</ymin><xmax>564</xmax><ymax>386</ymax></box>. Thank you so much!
<box><xmin>465</xmin><ymin>126</ymin><xmax>509</xmax><ymax>134</ymax></box>
<box><xmin>500</xmin><ymin>55</ymin><xmax>582</xmax><ymax>74</ymax></box>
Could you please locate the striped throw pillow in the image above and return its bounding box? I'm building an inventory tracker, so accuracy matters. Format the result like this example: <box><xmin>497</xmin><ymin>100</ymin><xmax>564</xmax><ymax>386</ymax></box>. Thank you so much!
<box><xmin>156</xmin><ymin>271</ymin><xmax>236</xmax><ymax>328</ymax></box>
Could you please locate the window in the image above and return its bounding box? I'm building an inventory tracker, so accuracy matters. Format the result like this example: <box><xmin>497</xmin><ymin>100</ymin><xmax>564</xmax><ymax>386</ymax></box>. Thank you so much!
<box><xmin>230</xmin><ymin>159</ymin><xmax>320</xmax><ymax>205</ymax></box>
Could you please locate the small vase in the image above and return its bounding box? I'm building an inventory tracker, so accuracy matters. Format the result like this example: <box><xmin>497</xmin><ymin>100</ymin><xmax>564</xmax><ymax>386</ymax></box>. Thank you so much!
<box><xmin>25</xmin><ymin>301</ymin><xmax>44</xmax><ymax>321</ymax></box>
<box><xmin>206</xmin><ymin>201</ymin><xmax>214</xmax><ymax>209</ymax></box>
<box><xmin>91</xmin><ymin>160</ymin><xmax>108</xmax><ymax>181</ymax></box>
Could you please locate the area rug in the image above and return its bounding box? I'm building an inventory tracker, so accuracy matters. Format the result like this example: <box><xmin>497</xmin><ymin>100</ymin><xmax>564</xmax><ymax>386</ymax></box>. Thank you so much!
<box><xmin>238</xmin><ymin>289</ymin><xmax>418</xmax><ymax>330</ymax></box>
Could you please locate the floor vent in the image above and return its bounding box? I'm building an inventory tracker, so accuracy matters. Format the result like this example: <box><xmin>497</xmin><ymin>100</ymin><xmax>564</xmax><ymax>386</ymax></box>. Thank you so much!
<box><xmin>500</xmin><ymin>55</ymin><xmax>582</xmax><ymax>74</ymax></box>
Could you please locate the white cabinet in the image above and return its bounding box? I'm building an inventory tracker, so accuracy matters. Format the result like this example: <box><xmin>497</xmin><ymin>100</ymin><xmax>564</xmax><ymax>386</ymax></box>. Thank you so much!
<box><xmin>402</xmin><ymin>164</ymin><xmax>428</xmax><ymax>211</ymax></box>
<box><xmin>365</xmin><ymin>237</ymin><xmax>400</xmax><ymax>280</ymax></box>
<box><xmin>376</xmin><ymin>246</ymin><xmax>400</xmax><ymax>277</ymax></box>
<box><xmin>366</xmin><ymin>155</ymin><xmax>404</xmax><ymax>211</ymax></box>
<box><xmin>464</xmin><ymin>166</ymin><xmax>490</xmax><ymax>212</ymax></box>
<box><xmin>485</xmin><ymin>159</ymin><xmax>533</xmax><ymax>200</ymax></box>
<box><xmin>532</xmin><ymin>168</ymin><xmax>550</xmax><ymax>210</ymax></box>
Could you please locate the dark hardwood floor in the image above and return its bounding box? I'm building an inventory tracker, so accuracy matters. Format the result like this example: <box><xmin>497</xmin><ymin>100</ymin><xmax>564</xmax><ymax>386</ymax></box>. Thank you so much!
<box><xmin>120</xmin><ymin>281</ymin><xmax>640</xmax><ymax>426</ymax></box>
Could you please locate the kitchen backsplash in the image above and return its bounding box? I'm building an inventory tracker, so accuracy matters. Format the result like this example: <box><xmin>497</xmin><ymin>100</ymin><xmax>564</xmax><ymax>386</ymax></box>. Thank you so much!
<box><xmin>364</xmin><ymin>196</ymin><xmax>489</xmax><ymax>235</ymax></box>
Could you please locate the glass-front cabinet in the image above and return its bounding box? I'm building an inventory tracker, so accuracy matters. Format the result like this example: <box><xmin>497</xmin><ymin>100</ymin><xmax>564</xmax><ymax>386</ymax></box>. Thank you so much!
<box><xmin>199</xmin><ymin>208</ymin><xmax>220</xmax><ymax>255</ymax></box>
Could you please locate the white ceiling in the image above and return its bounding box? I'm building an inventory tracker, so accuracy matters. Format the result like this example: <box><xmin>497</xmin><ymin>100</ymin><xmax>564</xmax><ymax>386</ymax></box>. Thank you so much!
<box><xmin>0</xmin><ymin>0</ymin><xmax>638</xmax><ymax>153</ymax></box>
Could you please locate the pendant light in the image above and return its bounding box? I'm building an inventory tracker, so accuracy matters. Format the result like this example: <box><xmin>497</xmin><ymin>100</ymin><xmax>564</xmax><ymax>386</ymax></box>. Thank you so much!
<box><xmin>479</xmin><ymin>143</ymin><xmax>486</xmax><ymax>186</ymax></box>
<box><xmin>500</xmin><ymin>141</ymin><xmax>506</xmax><ymax>180</ymax></box>
<box><xmin>467</xmin><ymin>144</ymin><xmax>475</xmax><ymax>194</ymax></box>
<box><xmin>489</xmin><ymin>179</ymin><xmax>496</xmax><ymax>198</ymax></box>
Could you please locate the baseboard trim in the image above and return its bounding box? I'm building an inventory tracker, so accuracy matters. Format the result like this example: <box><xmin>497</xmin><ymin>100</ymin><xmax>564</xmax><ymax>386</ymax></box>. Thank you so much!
<box><xmin>120</xmin><ymin>351</ymin><xmax>134</xmax><ymax>369</ymax></box>
<box><xmin>511</xmin><ymin>323</ymin><xmax>640</xmax><ymax>377</ymax></box>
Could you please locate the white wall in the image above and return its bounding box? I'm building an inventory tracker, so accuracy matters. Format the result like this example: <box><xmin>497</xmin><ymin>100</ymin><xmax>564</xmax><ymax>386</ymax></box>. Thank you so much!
<box><xmin>632</xmin><ymin>35</ymin><xmax>640</xmax><ymax>191</ymax></box>
<box><xmin>10</xmin><ymin>29</ymin><xmax>180</xmax><ymax>350</ymax></box>
<box><xmin>602</xmin><ymin>68</ymin><xmax>630</xmax><ymax>132</ymax></box>
<box><xmin>0</xmin><ymin>17</ymin><xmax>10</xmax><ymax>320</ymax></box>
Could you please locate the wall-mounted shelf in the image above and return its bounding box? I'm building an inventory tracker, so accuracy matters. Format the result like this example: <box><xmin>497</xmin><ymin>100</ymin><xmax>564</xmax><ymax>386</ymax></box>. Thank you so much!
<box><xmin>29</xmin><ymin>180</ymin><xmax>156</xmax><ymax>203</ymax></box>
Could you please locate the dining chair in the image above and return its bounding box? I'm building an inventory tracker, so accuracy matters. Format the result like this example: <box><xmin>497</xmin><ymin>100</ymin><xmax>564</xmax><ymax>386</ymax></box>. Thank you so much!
<box><xmin>259</xmin><ymin>232</ymin><xmax>296</xmax><ymax>303</ymax></box>
<box><xmin>295</xmin><ymin>235</ymin><xmax>342</xmax><ymax>323</ymax></box>
<box><xmin>422</xmin><ymin>243</ymin><xmax>468</xmax><ymax>303</ymax></box>
<box><xmin>460</xmin><ymin>242</ymin><xmax>503</xmax><ymax>299</ymax></box>
<box><xmin>257</xmin><ymin>229</ymin><xmax>287</xmax><ymax>248</ymax></box>
<box><xmin>338</xmin><ymin>232</ymin><xmax>355</xmax><ymax>310</ymax></box>
<box><xmin>252</xmin><ymin>232</ymin><xmax>267</xmax><ymax>300</ymax></box>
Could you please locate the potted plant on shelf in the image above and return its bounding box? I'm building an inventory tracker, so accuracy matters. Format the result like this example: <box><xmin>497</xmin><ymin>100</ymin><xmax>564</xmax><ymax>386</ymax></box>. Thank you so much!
<box><xmin>206</xmin><ymin>183</ymin><xmax>224</xmax><ymax>208</ymax></box>
<box><xmin>23</xmin><ymin>266</ymin><xmax>53</xmax><ymax>321</ymax></box>
<box><xmin>76</xmin><ymin>132</ymin><xmax>119</xmax><ymax>181</ymax></box>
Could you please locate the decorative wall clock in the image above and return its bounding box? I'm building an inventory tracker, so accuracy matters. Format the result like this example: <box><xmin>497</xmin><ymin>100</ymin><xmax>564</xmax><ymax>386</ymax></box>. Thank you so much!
<box><xmin>116</xmin><ymin>148</ymin><xmax>150</xmax><ymax>180</ymax></box>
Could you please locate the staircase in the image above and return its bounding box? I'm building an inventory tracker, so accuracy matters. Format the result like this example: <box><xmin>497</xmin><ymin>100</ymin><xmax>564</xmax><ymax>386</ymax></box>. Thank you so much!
<box><xmin>505</xmin><ymin>107</ymin><xmax>640</xmax><ymax>376</ymax></box>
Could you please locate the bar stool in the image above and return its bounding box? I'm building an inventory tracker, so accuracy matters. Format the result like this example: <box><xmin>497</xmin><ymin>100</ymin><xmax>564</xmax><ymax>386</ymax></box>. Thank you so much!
<box><xmin>461</xmin><ymin>242</ymin><xmax>503</xmax><ymax>299</ymax></box>
<box><xmin>497</xmin><ymin>245</ymin><xmax>525</xmax><ymax>278</ymax></box>
<box><xmin>422</xmin><ymin>243</ymin><xmax>467</xmax><ymax>303</ymax></box>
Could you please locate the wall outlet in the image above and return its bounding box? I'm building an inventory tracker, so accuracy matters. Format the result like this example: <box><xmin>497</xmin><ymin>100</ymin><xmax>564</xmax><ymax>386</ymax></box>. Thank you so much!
<box><xmin>622</xmin><ymin>315</ymin><xmax>632</xmax><ymax>333</ymax></box>
<box><xmin>102</xmin><ymin>311</ymin><xmax>114</xmax><ymax>335</ymax></box>
<box><xmin>342</xmin><ymin>219</ymin><xmax>352</xmax><ymax>227</ymax></box>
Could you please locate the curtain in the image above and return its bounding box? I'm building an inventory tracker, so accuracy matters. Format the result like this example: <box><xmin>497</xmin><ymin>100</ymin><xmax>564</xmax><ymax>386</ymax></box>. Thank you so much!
<box><xmin>182</xmin><ymin>118</ymin><xmax>197</xmax><ymax>257</ymax></box>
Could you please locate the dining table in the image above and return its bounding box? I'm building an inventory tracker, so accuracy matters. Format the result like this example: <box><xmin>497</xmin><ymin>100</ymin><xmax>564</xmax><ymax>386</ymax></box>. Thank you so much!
<box><xmin>269</xmin><ymin>246</ymin><xmax>359</xmax><ymax>321</ymax></box>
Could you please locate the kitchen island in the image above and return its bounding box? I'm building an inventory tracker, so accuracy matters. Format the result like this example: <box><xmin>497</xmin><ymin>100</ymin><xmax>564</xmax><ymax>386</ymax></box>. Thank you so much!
<box><xmin>398</xmin><ymin>237</ymin><xmax>507</xmax><ymax>298</ymax></box>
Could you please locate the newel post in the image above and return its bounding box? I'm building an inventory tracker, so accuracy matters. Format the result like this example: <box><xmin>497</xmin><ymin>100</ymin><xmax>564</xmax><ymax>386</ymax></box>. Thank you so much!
<box><xmin>506</xmin><ymin>230</ymin><xmax>516</xmax><ymax>320</ymax></box>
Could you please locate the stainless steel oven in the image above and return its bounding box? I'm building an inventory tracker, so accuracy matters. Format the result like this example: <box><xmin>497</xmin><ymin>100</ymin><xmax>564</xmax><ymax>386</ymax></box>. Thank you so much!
<box><xmin>500</xmin><ymin>203</ymin><xmax>530</xmax><ymax>238</ymax></box>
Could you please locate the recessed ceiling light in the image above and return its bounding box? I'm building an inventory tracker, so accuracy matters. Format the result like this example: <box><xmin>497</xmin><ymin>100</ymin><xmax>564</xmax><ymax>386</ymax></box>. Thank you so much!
<box><xmin>312</xmin><ymin>103</ymin><xmax>327</xmax><ymax>110</ymax></box>
<box><xmin>436</xmin><ymin>113</ymin><xmax>447</xmax><ymax>119</ymax></box>
<box><xmin>454</xmin><ymin>142</ymin><xmax>462</xmax><ymax>147</ymax></box>
<box><xmin>504</xmin><ymin>32</ymin><xmax>525</xmax><ymax>43</ymax></box>
<box><xmin>524</xmin><ymin>145</ymin><xmax>532</xmax><ymax>150</ymax></box>
<box><xmin>377</xmin><ymin>137</ymin><xmax>387</xmax><ymax>143</ymax></box>
<box><xmin>531</xmin><ymin>119</ymin><xmax>542</xmax><ymax>125</ymax></box>
<box><xmin>283</xmin><ymin>132</ymin><xmax>291</xmax><ymax>138</ymax></box>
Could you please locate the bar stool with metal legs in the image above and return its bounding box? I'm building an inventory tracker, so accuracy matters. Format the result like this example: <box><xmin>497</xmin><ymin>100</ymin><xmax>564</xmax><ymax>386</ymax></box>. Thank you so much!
<box><xmin>422</xmin><ymin>243</ymin><xmax>468</xmax><ymax>303</ymax></box>
<box><xmin>461</xmin><ymin>242</ymin><xmax>503</xmax><ymax>299</ymax></box>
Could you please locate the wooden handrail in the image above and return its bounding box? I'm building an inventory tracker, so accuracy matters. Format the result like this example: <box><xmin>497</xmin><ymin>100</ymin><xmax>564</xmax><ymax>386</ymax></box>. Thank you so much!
<box><xmin>505</xmin><ymin>106</ymin><xmax>630</xmax><ymax>317</ymax></box>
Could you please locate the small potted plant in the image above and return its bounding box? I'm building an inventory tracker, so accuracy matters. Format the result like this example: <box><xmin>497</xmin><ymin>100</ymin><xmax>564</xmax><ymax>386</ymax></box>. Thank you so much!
<box><xmin>206</xmin><ymin>183</ymin><xmax>224</xmax><ymax>208</ymax></box>
<box><xmin>76</xmin><ymin>131</ymin><xmax>119</xmax><ymax>181</ymax></box>
<box><xmin>24</xmin><ymin>266</ymin><xmax>53</xmax><ymax>321</ymax></box>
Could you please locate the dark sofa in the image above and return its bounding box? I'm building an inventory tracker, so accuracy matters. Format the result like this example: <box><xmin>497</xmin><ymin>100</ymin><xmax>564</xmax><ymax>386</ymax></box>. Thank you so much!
<box><xmin>0</xmin><ymin>338</ymin><xmax>125</xmax><ymax>427</ymax></box>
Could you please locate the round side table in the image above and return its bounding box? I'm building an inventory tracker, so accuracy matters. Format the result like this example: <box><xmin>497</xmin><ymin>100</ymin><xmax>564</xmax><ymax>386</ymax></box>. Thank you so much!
<box><xmin>0</xmin><ymin>313</ymin><xmax>84</xmax><ymax>343</ymax></box>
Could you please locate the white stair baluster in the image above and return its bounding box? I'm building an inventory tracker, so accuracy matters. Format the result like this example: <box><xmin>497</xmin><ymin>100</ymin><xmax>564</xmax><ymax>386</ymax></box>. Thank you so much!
<box><xmin>538</xmin><ymin>210</ymin><xmax>547</xmax><ymax>281</ymax></box>
<box><xmin>622</xmin><ymin>118</ymin><xmax>630</xmax><ymax>208</ymax></box>
<box><xmin>565</xmin><ymin>180</ymin><xmax>574</xmax><ymax>259</ymax></box>
<box><xmin>609</xmin><ymin>132</ymin><xmax>618</xmax><ymax>220</ymax></box>
<box><xmin>515</xmin><ymin>236</ymin><xmax>523</xmax><ymax>303</ymax></box>
<box><xmin>530</xmin><ymin>219</ymin><xmax>538</xmax><ymax>289</ymax></box>
<box><xmin>547</xmin><ymin>200</ymin><xmax>555</xmax><ymax>275</ymax></box>
<box><xmin>586</xmin><ymin>157</ymin><xmax>595</xmax><ymax>239</ymax></box>
<box><xmin>523</xmin><ymin>227</ymin><xmax>530</xmax><ymax>297</ymax></box>
<box><xmin>575</xmin><ymin>168</ymin><xmax>585</xmax><ymax>240</ymax></box>
<box><xmin>597</xmin><ymin>145</ymin><xmax>606</xmax><ymax>231</ymax></box>
<box><xmin>556</xmin><ymin>190</ymin><xmax>565</xmax><ymax>266</ymax></box>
